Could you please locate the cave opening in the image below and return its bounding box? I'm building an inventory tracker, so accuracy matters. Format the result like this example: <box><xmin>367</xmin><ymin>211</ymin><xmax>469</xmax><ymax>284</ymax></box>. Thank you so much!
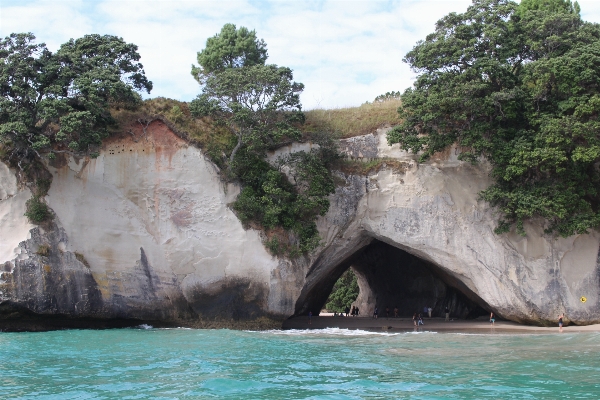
<box><xmin>300</xmin><ymin>240</ymin><xmax>489</xmax><ymax>319</ymax></box>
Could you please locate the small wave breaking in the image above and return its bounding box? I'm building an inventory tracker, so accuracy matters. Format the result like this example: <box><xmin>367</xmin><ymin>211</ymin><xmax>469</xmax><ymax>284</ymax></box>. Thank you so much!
<box><xmin>254</xmin><ymin>327</ymin><xmax>402</xmax><ymax>336</ymax></box>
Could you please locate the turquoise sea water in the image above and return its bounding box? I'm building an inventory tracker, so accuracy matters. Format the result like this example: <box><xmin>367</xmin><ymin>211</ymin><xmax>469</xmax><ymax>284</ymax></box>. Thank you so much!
<box><xmin>1</xmin><ymin>327</ymin><xmax>599</xmax><ymax>399</ymax></box>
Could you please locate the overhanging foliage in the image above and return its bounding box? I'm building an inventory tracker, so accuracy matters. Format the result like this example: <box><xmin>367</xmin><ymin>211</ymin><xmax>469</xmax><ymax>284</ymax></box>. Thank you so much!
<box><xmin>0</xmin><ymin>33</ymin><xmax>152</xmax><ymax>166</ymax></box>
<box><xmin>191</xmin><ymin>24</ymin><xmax>337</xmax><ymax>255</ymax></box>
<box><xmin>388</xmin><ymin>0</ymin><xmax>600</xmax><ymax>236</ymax></box>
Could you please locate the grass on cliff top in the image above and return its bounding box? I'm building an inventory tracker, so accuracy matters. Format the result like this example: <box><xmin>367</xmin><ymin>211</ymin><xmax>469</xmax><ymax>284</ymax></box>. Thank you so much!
<box><xmin>111</xmin><ymin>97</ymin><xmax>235</xmax><ymax>168</ymax></box>
<box><xmin>109</xmin><ymin>97</ymin><xmax>403</xmax><ymax>166</ymax></box>
<box><xmin>303</xmin><ymin>99</ymin><xmax>402</xmax><ymax>139</ymax></box>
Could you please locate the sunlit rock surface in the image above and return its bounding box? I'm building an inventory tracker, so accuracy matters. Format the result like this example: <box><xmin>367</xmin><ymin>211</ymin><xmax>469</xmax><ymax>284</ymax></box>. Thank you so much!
<box><xmin>301</xmin><ymin>128</ymin><xmax>600</xmax><ymax>325</ymax></box>
<box><xmin>0</xmin><ymin>121</ymin><xmax>301</xmax><ymax>327</ymax></box>
<box><xmin>1</xmin><ymin>124</ymin><xmax>599</xmax><ymax>328</ymax></box>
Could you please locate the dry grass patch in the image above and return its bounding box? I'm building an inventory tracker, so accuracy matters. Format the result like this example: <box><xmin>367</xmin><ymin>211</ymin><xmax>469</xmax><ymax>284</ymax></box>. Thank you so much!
<box><xmin>333</xmin><ymin>158</ymin><xmax>409</xmax><ymax>176</ymax></box>
<box><xmin>111</xmin><ymin>97</ymin><xmax>235</xmax><ymax>169</ymax></box>
<box><xmin>303</xmin><ymin>99</ymin><xmax>402</xmax><ymax>139</ymax></box>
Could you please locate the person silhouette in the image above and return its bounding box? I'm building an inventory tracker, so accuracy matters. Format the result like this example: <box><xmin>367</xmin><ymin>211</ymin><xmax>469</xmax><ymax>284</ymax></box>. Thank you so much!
<box><xmin>558</xmin><ymin>313</ymin><xmax>564</xmax><ymax>332</ymax></box>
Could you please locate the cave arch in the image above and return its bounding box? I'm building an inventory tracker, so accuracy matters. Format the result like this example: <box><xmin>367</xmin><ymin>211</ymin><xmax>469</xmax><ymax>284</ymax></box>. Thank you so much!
<box><xmin>295</xmin><ymin>238</ymin><xmax>488</xmax><ymax>319</ymax></box>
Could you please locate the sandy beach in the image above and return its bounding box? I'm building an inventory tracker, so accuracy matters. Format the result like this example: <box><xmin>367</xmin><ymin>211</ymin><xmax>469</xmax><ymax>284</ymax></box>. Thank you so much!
<box><xmin>282</xmin><ymin>314</ymin><xmax>600</xmax><ymax>333</ymax></box>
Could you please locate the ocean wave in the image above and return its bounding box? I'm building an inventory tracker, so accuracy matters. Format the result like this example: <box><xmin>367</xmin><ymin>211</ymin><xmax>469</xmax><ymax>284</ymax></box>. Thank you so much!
<box><xmin>135</xmin><ymin>324</ymin><xmax>154</xmax><ymax>329</ymax></box>
<box><xmin>252</xmin><ymin>327</ymin><xmax>406</xmax><ymax>336</ymax></box>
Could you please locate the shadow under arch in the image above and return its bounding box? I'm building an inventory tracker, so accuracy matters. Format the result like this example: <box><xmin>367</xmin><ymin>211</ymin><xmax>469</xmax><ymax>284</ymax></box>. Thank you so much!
<box><xmin>292</xmin><ymin>237</ymin><xmax>488</xmax><ymax>319</ymax></box>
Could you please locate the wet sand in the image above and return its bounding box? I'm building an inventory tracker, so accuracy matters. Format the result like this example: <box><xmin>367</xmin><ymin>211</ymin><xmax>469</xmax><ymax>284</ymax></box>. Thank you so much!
<box><xmin>282</xmin><ymin>315</ymin><xmax>600</xmax><ymax>334</ymax></box>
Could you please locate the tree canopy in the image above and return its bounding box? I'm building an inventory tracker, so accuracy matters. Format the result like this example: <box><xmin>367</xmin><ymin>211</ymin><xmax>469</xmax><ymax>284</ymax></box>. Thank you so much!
<box><xmin>191</xmin><ymin>23</ymin><xmax>267</xmax><ymax>80</ymax></box>
<box><xmin>518</xmin><ymin>0</ymin><xmax>580</xmax><ymax>15</ymax></box>
<box><xmin>191</xmin><ymin>64</ymin><xmax>305</xmax><ymax>163</ymax></box>
<box><xmin>190</xmin><ymin>24</ymin><xmax>336</xmax><ymax>254</ymax></box>
<box><xmin>387</xmin><ymin>0</ymin><xmax>600</xmax><ymax>236</ymax></box>
<box><xmin>0</xmin><ymin>33</ymin><xmax>152</xmax><ymax>165</ymax></box>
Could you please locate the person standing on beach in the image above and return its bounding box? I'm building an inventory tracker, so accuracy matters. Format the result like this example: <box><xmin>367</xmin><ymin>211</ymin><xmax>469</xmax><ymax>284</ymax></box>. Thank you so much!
<box><xmin>373</xmin><ymin>306</ymin><xmax>378</xmax><ymax>319</ymax></box>
<box><xmin>490</xmin><ymin>312</ymin><xmax>495</xmax><ymax>325</ymax></box>
<box><xmin>394</xmin><ymin>306</ymin><xmax>399</xmax><ymax>318</ymax></box>
<box><xmin>412</xmin><ymin>313</ymin><xmax>417</xmax><ymax>326</ymax></box>
<box><xmin>385</xmin><ymin>306</ymin><xmax>390</xmax><ymax>319</ymax></box>
<box><xmin>345</xmin><ymin>306</ymin><xmax>350</xmax><ymax>317</ymax></box>
<box><xmin>427</xmin><ymin>306</ymin><xmax>432</xmax><ymax>318</ymax></box>
<box><xmin>559</xmin><ymin>313</ymin><xmax>564</xmax><ymax>332</ymax></box>
<box><xmin>445</xmin><ymin>307</ymin><xmax>450</xmax><ymax>322</ymax></box>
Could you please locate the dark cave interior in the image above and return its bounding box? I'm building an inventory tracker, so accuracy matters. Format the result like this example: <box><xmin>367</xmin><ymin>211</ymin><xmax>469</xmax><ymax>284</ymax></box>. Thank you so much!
<box><xmin>299</xmin><ymin>240</ymin><xmax>489</xmax><ymax>319</ymax></box>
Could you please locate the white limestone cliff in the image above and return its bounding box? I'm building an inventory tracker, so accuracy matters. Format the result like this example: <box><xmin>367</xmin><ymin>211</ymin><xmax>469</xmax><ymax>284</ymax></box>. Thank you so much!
<box><xmin>1</xmin><ymin>123</ymin><xmax>598</xmax><ymax>327</ymax></box>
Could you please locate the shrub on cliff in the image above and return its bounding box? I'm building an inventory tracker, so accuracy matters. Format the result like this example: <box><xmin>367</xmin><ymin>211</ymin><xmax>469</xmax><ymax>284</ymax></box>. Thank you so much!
<box><xmin>388</xmin><ymin>0</ymin><xmax>600</xmax><ymax>236</ymax></box>
<box><xmin>0</xmin><ymin>33</ymin><xmax>152</xmax><ymax>167</ymax></box>
<box><xmin>190</xmin><ymin>24</ymin><xmax>337</xmax><ymax>254</ymax></box>
<box><xmin>24</xmin><ymin>196</ymin><xmax>51</xmax><ymax>224</ymax></box>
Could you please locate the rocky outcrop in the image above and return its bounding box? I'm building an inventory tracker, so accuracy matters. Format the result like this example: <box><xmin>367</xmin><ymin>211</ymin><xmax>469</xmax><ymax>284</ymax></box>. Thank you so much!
<box><xmin>299</xmin><ymin>129</ymin><xmax>600</xmax><ymax>325</ymax></box>
<box><xmin>1</xmin><ymin>123</ymin><xmax>599</xmax><ymax>329</ymax></box>
<box><xmin>0</xmin><ymin>121</ymin><xmax>305</xmax><ymax>329</ymax></box>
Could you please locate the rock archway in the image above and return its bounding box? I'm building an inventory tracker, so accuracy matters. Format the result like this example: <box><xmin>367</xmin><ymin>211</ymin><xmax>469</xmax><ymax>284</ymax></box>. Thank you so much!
<box><xmin>294</xmin><ymin>237</ymin><xmax>487</xmax><ymax>319</ymax></box>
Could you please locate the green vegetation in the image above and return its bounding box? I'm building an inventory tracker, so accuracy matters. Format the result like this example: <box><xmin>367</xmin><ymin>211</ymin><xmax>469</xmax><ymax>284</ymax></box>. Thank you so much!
<box><xmin>374</xmin><ymin>91</ymin><xmax>402</xmax><ymax>103</ymax></box>
<box><xmin>190</xmin><ymin>24</ymin><xmax>338</xmax><ymax>254</ymax></box>
<box><xmin>190</xmin><ymin>64</ymin><xmax>305</xmax><ymax>165</ymax></box>
<box><xmin>0</xmin><ymin>33</ymin><xmax>152</xmax><ymax>167</ymax></box>
<box><xmin>191</xmin><ymin>23</ymin><xmax>267</xmax><ymax>77</ymax></box>
<box><xmin>24</xmin><ymin>177</ymin><xmax>54</xmax><ymax>224</ymax></box>
<box><xmin>325</xmin><ymin>269</ymin><xmax>359</xmax><ymax>313</ymax></box>
<box><xmin>24</xmin><ymin>196</ymin><xmax>51</xmax><ymax>223</ymax></box>
<box><xmin>518</xmin><ymin>0</ymin><xmax>580</xmax><ymax>15</ymax></box>
<box><xmin>388</xmin><ymin>0</ymin><xmax>600</xmax><ymax>236</ymax></box>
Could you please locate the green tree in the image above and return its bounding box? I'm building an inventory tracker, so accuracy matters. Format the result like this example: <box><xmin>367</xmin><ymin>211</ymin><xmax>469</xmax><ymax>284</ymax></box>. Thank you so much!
<box><xmin>325</xmin><ymin>269</ymin><xmax>360</xmax><ymax>313</ymax></box>
<box><xmin>0</xmin><ymin>33</ymin><xmax>152</xmax><ymax>164</ymax></box>
<box><xmin>518</xmin><ymin>0</ymin><xmax>580</xmax><ymax>15</ymax></box>
<box><xmin>190</xmin><ymin>24</ymin><xmax>337</xmax><ymax>254</ymax></box>
<box><xmin>388</xmin><ymin>0</ymin><xmax>600</xmax><ymax>236</ymax></box>
<box><xmin>190</xmin><ymin>23</ymin><xmax>267</xmax><ymax>80</ymax></box>
<box><xmin>191</xmin><ymin>64</ymin><xmax>305</xmax><ymax>163</ymax></box>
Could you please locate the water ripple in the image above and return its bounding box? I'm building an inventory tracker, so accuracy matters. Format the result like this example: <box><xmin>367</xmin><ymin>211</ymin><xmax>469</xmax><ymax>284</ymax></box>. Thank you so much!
<box><xmin>1</xmin><ymin>329</ymin><xmax>599</xmax><ymax>398</ymax></box>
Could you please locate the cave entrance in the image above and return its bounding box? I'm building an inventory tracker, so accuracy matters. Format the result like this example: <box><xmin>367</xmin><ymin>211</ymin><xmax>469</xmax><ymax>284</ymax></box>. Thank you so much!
<box><xmin>299</xmin><ymin>240</ymin><xmax>488</xmax><ymax>319</ymax></box>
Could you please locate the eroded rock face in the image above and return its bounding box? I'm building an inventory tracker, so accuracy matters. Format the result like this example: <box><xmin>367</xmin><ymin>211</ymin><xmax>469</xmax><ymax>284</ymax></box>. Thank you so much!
<box><xmin>0</xmin><ymin>121</ymin><xmax>304</xmax><ymax>328</ymax></box>
<box><xmin>300</xmin><ymin>128</ymin><xmax>600</xmax><ymax>325</ymax></box>
<box><xmin>1</xmin><ymin>124</ymin><xmax>599</xmax><ymax>328</ymax></box>
<box><xmin>306</xmin><ymin>241</ymin><xmax>487</xmax><ymax>319</ymax></box>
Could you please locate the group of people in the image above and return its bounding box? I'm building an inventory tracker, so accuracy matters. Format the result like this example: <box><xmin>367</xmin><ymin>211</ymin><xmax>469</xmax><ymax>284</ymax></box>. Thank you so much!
<box><xmin>334</xmin><ymin>306</ymin><xmax>361</xmax><ymax>317</ymax></box>
<box><xmin>412</xmin><ymin>313</ymin><xmax>425</xmax><ymax>326</ymax></box>
<box><xmin>370</xmin><ymin>305</ymin><xmax>436</xmax><ymax>320</ymax></box>
<box><xmin>323</xmin><ymin>304</ymin><xmax>567</xmax><ymax>331</ymax></box>
<box><xmin>372</xmin><ymin>306</ymin><xmax>399</xmax><ymax>319</ymax></box>
<box><xmin>333</xmin><ymin>306</ymin><xmax>360</xmax><ymax>317</ymax></box>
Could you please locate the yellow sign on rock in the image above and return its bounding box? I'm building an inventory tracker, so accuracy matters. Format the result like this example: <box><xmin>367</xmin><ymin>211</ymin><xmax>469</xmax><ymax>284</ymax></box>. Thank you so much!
<box><xmin>580</xmin><ymin>296</ymin><xmax>587</xmax><ymax>303</ymax></box>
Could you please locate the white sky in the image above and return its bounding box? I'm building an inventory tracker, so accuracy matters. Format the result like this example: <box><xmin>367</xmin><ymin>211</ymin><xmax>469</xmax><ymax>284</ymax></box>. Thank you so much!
<box><xmin>2</xmin><ymin>0</ymin><xmax>600</xmax><ymax>109</ymax></box>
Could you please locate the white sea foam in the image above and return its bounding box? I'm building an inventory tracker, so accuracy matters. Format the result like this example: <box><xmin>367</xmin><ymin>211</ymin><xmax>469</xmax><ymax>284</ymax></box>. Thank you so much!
<box><xmin>254</xmin><ymin>327</ymin><xmax>403</xmax><ymax>336</ymax></box>
<box><xmin>136</xmin><ymin>324</ymin><xmax>154</xmax><ymax>329</ymax></box>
